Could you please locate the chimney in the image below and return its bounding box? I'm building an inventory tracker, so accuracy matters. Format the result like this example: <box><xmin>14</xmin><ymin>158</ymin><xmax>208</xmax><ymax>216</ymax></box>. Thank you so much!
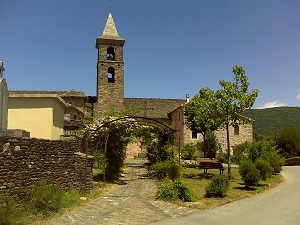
<box><xmin>186</xmin><ymin>93</ymin><xmax>190</xmax><ymax>102</ymax></box>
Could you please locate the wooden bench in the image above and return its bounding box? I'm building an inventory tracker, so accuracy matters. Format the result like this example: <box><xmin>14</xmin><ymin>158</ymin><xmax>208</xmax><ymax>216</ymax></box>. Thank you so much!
<box><xmin>196</xmin><ymin>158</ymin><xmax>225</xmax><ymax>174</ymax></box>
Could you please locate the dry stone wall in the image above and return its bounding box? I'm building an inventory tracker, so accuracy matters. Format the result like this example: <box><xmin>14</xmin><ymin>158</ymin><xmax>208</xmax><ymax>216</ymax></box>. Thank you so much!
<box><xmin>0</xmin><ymin>136</ymin><xmax>94</xmax><ymax>198</ymax></box>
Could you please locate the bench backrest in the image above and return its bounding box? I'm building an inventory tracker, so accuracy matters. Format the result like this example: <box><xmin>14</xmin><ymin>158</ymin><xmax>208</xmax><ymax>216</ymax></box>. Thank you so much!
<box><xmin>196</xmin><ymin>158</ymin><xmax>216</xmax><ymax>163</ymax></box>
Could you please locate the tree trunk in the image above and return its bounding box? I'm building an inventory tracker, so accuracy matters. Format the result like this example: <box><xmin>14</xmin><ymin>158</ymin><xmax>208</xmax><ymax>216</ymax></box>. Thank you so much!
<box><xmin>226</xmin><ymin>122</ymin><xmax>231</xmax><ymax>179</ymax></box>
<box><xmin>203</xmin><ymin>132</ymin><xmax>207</xmax><ymax>158</ymax></box>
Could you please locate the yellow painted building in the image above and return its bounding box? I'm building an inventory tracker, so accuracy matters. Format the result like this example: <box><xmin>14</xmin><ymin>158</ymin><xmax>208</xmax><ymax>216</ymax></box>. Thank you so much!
<box><xmin>8</xmin><ymin>93</ymin><xmax>68</xmax><ymax>140</ymax></box>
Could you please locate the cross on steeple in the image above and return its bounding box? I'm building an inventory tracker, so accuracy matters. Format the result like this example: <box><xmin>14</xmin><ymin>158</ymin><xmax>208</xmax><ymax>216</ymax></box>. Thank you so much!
<box><xmin>143</xmin><ymin>100</ymin><xmax>154</xmax><ymax>118</ymax></box>
<box><xmin>107</xmin><ymin>0</ymin><xmax>113</xmax><ymax>13</ymax></box>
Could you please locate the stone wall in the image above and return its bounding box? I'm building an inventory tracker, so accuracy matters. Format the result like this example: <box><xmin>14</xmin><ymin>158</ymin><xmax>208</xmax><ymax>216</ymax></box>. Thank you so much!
<box><xmin>0</xmin><ymin>136</ymin><xmax>94</xmax><ymax>198</ymax></box>
<box><xmin>124</xmin><ymin>98</ymin><xmax>186</xmax><ymax>119</ymax></box>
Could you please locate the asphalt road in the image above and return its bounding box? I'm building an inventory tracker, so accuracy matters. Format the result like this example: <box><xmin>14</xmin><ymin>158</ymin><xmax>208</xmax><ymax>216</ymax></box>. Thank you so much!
<box><xmin>150</xmin><ymin>166</ymin><xmax>300</xmax><ymax>225</ymax></box>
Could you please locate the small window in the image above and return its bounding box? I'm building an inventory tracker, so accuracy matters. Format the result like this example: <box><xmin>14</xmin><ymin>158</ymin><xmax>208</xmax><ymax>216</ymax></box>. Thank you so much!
<box><xmin>234</xmin><ymin>125</ymin><xmax>239</xmax><ymax>135</ymax></box>
<box><xmin>108</xmin><ymin>68</ymin><xmax>115</xmax><ymax>83</ymax></box>
<box><xmin>192</xmin><ymin>131</ymin><xmax>197</xmax><ymax>139</ymax></box>
<box><xmin>107</xmin><ymin>47</ymin><xmax>115</xmax><ymax>60</ymax></box>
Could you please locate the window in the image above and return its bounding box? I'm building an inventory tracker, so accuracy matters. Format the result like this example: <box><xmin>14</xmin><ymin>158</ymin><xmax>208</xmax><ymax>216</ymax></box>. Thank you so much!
<box><xmin>234</xmin><ymin>125</ymin><xmax>239</xmax><ymax>135</ymax></box>
<box><xmin>192</xmin><ymin>131</ymin><xmax>197</xmax><ymax>139</ymax></box>
<box><xmin>107</xmin><ymin>47</ymin><xmax>115</xmax><ymax>60</ymax></box>
<box><xmin>107</xmin><ymin>68</ymin><xmax>115</xmax><ymax>83</ymax></box>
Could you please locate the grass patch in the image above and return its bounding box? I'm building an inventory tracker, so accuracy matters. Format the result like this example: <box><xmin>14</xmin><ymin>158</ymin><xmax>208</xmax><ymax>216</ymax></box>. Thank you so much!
<box><xmin>1</xmin><ymin>170</ymin><xmax>115</xmax><ymax>225</ymax></box>
<box><xmin>176</xmin><ymin>166</ymin><xmax>283</xmax><ymax>210</ymax></box>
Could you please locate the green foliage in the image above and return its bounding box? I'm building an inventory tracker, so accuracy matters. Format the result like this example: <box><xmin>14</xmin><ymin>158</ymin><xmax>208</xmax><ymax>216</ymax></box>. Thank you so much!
<box><xmin>242</xmin><ymin>107</ymin><xmax>300</xmax><ymax>137</ymax></box>
<box><xmin>205</xmin><ymin>175</ymin><xmax>230</xmax><ymax>198</ymax></box>
<box><xmin>181</xmin><ymin>143</ymin><xmax>196</xmax><ymax>160</ymax></box>
<box><xmin>0</xmin><ymin>194</ymin><xmax>25</xmax><ymax>225</ymax></box>
<box><xmin>255</xmin><ymin>158</ymin><xmax>273</xmax><ymax>181</ymax></box>
<box><xmin>239</xmin><ymin>159</ymin><xmax>261</xmax><ymax>187</ymax></box>
<box><xmin>156</xmin><ymin>180</ymin><xmax>197</xmax><ymax>202</ymax></box>
<box><xmin>86</xmin><ymin>117</ymin><xmax>137</xmax><ymax>181</ymax></box>
<box><xmin>244</xmin><ymin>140</ymin><xmax>278</xmax><ymax>162</ymax></box>
<box><xmin>203</xmin><ymin>131</ymin><xmax>221</xmax><ymax>158</ymax></box>
<box><xmin>260</xmin><ymin>151</ymin><xmax>285</xmax><ymax>174</ymax></box>
<box><xmin>184</xmin><ymin>88</ymin><xmax>223</xmax><ymax>135</ymax></box>
<box><xmin>149</xmin><ymin>160</ymin><xmax>171</xmax><ymax>180</ymax></box>
<box><xmin>216</xmin><ymin>66</ymin><xmax>259</xmax><ymax>177</ymax></box>
<box><xmin>276</xmin><ymin>127</ymin><xmax>300</xmax><ymax>158</ymax></box>
<box><xmin>231</xmin><ymin>152</ymin><xmax>246</xmax><ymax>165</ymax></box>
<box><xmin>26</xmin><ymin>180</ymin><xmax>65</xmax><ymax>216</ymax></box>
<box><xmin>138</xmin><ymin>127</ymin><xmax>171</xmax><ymax>165</ymax></box>
<box><xmin>149</xmin><ymin>146</ymin><xmax>180</xmax><ymax>181</ymax></box>
<box><xmin>239</xmin><ymin>140</ymin><xmax>284</xmax><ymax>174</ymax></box>
<box><xmin>217</xmin><ymin>151</ymin><xmax>227</xmax><ymax>163</ymax></box>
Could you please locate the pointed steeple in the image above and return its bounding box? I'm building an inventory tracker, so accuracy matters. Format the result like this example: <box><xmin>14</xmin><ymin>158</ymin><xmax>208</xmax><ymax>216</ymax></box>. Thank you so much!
<box><xmin>96</xmin><ymin>13</ymin><xmax>125</xmax><ymax>47</ymax></box>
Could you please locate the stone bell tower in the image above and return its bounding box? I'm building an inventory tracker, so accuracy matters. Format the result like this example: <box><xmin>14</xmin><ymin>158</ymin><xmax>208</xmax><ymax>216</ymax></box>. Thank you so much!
<box><xmin>95</xmin><ymin>12</ymin><xmax>125</xmax><ymax>117</ymax></box>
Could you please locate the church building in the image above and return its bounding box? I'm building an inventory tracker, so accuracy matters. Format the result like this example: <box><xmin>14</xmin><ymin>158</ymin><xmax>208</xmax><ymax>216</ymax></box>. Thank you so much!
<box><xmin>6</xmin><ymin>12</ymin><xmax>253</xmax><ymax>155</ymax></box>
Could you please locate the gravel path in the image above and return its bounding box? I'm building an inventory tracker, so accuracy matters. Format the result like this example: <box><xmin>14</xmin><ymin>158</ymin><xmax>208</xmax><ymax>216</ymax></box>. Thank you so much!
<box><xmin>47</xmin><ymin>159</ymin><xmax>196</xmax><ymax>225</ymax></box>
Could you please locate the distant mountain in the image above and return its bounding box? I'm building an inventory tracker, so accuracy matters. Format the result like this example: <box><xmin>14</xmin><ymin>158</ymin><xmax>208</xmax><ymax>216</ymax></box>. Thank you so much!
<box><xmin>242</xmin><ymin>107</ymin><xmax>300</xmax><ymax>137</ymax></box>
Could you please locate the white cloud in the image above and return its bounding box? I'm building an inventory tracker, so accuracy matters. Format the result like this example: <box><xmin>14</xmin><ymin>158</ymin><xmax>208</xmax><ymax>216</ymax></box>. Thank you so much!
<box><xmin>257</xmin><ymin>101</ymin><xmax>288</xmax><ymax>109</ymax></box>
<box><xmin>296</xmin><ymin>94</ymin><xmax>300</xmax><ymax>100</ymax></box>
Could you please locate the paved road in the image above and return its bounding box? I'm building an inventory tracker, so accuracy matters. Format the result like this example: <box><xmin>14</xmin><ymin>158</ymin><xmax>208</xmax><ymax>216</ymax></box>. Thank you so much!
<box><xmin>151</xmin><ymin>166</ymin><xmax>300</xmax><ymax>225</ymax></box>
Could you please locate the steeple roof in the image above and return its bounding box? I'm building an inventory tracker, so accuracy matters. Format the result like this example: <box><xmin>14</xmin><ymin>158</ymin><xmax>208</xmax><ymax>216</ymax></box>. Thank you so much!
<box><xmin>99</xmin><ymin>13</ymin><xmax>124</xmax><ymax>41</ymax></box>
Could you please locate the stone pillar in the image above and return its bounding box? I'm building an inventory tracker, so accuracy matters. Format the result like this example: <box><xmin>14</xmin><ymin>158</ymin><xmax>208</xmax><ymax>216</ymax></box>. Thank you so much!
<box><xmin>0</xmin><ymin>61</ymin><xmax>8</xmax><ymax>135</ymax></box>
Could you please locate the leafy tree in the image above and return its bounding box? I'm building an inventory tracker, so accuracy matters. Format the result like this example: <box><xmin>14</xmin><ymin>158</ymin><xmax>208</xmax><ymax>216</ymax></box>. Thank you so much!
<box><xmin>181</xmin><ymin>143</ymin><xmax>196</xmax><ymax>160</ymax></box>
<box><xmin>136</xmin><ymin>126</ymin><xmax>172</xmax><ymax>165</ymax></box>
<box><xmin>215</xmin><ymin>66</ymin><xmax>259</xmax><ymax>177</ymax></box>
<box><xmin>184</xmin><ymin>88</ymin><xmax>223</xmax><ymax>157</ymax></box>
<box><xmin>275</xmin><ymin>127</ymin><xmax>300</xmax><ymax>158</ymax></box>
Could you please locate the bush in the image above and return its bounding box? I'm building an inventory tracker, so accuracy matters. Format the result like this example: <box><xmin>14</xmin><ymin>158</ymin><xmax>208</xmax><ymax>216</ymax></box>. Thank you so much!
<box><xmin>149</xmin><ymin>161</ymin><xmax>171</xmax><ymax>180</ymax></box>
<box><xmin>255</xmin><ymin>158</ymin><xmax>273</xmax><ymax>181</ymax></box>
<box><xmin>0</xmin><ymin>194</ymin><xmax>25</xmax><ymax>225</ymax></box>
<box><xmin>149</xmin><ymin>160</ymin><xmax>180</xmax><ymax>181</ymax></box>
<box><xmin>205</xmin><ymin>175</ymin><xmax>230</xmax><ymax>198</ymax></box>
<box><xmin>239</xmin><ymin>159</ymin><xmax>261</xmax><ymax>187</ymax></box>
<box><xmin>181</xmin><ymin>143</ymin><xmax>196</xmax><ymax>160</ymax></box>
<box><xmin>156</xmin><ymin>180</ymin><xmax>197</xmax><ymax>202</ymax></box>
<box><xmin>260</xmin><ymin>151</ymin><xmax>285</xmax><ymax>173</ymax></box>
<box><xmin>26</xmin><ymin>180</ymin><xmax>65</xmax><ymax>216</ymax></box>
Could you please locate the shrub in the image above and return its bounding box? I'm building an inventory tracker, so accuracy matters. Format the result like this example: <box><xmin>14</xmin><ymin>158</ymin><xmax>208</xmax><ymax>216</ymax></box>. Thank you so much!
<box><xmin>0</xmin><ymin>194</ymin><xmax>25</xmax><ymax>225</ymax></box>
<box><xmin>239</xmin><ymin>159</ymin><xmax>261</xmax><ymax>187</ymax></box>
<box><xmin>156</xmin><ymin>180</ymin><xmax>197</xmax><ymax>202</ymax></box>
<box><xmin>26</xmin><ymin>180</ymin><xmax>64</xmax><ymax>216</ymax></box>
<box><xmin>181</xmin><ymin>143</ymin><xmax>196</xmax><ymax>160</ymax></box>
<box><xmin>255</xmin><ymin>158</ymin><xmax>273</xmax><ymax>181</ymax></box>
<box><xmin>149</xmin><ymin>160</ymin><xmax>171</xmax><ymax>180</ymax></box>
<box><xmin>149</xmin><ymin>160</ymin><xmax>180</xmax><ymax>181</ymax></box>
<box><xmin>205</xmin><ymin>175</ymin><xmax>230</xmax><ymax>197</ymax></box>
<box><xmin>260</xmin><ymin>151</ymin><xmax>285</xmax><ymax>173</ymax></box>
<box><xmin>244</xmin><ymin>169</ymin><xmax>261</xmax><ymax>187</ymax></box>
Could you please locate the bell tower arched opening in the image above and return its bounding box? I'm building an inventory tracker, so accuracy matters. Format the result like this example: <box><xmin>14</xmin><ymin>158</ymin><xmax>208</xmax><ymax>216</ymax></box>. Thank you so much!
<box><xmin>107</xmin><ymin>47</ymin><xmax>115</xmax><ymax>60</ymax></box>
<box><xmin>107</xmin><ymin>67</ymin><xmax>115</xmax><ymax>83</ymax></box>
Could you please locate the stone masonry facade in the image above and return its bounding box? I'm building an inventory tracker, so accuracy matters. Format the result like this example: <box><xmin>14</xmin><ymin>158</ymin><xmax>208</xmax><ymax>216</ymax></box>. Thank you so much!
<box><xmin>0</xmin><ymin>137</ymin><xmax>94</xmax><ymax>199</ymax></box>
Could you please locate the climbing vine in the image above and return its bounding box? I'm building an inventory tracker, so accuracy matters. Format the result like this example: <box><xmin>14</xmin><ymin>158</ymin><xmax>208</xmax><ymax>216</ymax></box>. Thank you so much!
<box><xmin>82</xmin><ymin>116</ymin><xmax>175</xmax><ymax>181</ymax></box>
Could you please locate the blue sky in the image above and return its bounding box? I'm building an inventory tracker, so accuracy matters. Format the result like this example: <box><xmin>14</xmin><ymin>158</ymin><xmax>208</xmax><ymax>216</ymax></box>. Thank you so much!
<box><xmin>1</xmin><ymin>0</ymin><xmax>300</xmax><ymax>109</ymax></box>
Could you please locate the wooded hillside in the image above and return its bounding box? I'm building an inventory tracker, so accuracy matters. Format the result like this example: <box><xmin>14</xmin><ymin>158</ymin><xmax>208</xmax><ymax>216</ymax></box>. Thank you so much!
<box><xmin>242</xmin><ymin>107</ymin><xmax>300</xmax><ymax>137</ymax></box>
